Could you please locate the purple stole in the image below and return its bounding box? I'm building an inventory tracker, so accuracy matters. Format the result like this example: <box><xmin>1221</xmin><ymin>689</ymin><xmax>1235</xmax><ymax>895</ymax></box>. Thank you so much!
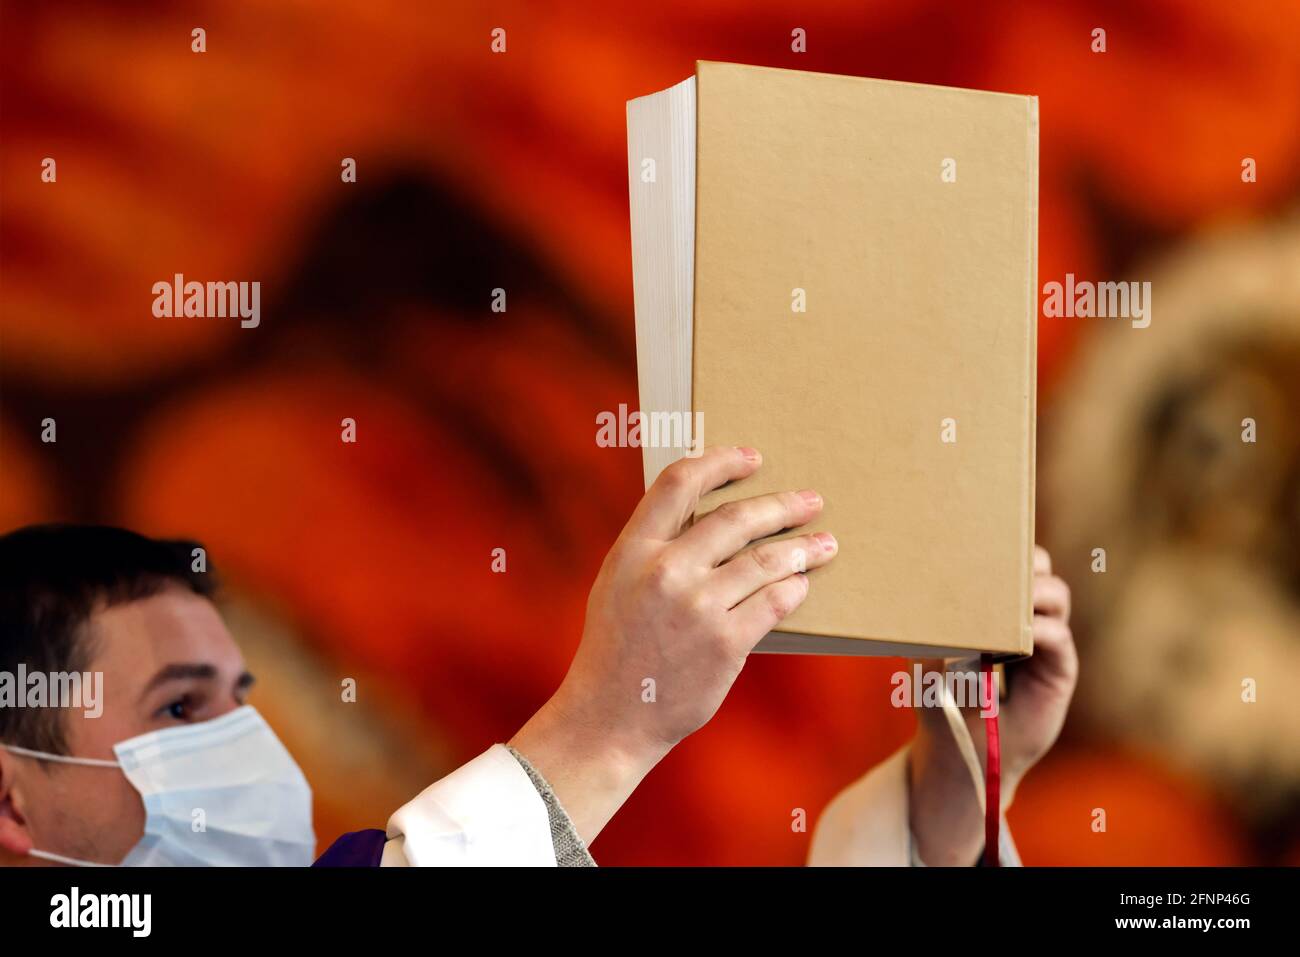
<box><xmin>313</xmin><ymin>829</ymin><xmax>387</xmax><ymax>867</ymax></box>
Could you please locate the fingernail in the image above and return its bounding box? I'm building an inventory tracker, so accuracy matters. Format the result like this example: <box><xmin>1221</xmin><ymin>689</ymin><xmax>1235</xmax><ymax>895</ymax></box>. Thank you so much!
<box><xmin>815</xmin><ymin>532</ymin><xmax>837</xmax><ymax>554</ymax></box>
<box><xmin>799</xmin><ymin>489</ymin><xmax>822</xmax><ymax>508</ymax></box>
<box><xmin>736</xmin><ymin>446</ymin><xmax>761</xmax><ymax>462</ymax></box>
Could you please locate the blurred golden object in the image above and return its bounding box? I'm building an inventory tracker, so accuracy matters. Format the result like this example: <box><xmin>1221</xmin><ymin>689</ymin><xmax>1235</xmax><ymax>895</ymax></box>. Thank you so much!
<box><xmin>1045</xmin><ymin>212</ymin><xmax>1300</xmax><ymax>836</ymax></box>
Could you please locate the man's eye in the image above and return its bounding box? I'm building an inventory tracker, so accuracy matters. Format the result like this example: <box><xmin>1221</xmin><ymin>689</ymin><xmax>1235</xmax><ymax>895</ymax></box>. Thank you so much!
<box><xmin>162</xmin><ymin>698</ymin><xmax>191</xmax><ymax>721</ymax></box>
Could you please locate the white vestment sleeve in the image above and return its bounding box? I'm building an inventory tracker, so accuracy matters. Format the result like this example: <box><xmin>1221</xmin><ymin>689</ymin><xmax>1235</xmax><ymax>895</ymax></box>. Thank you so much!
<box><xmin>808</xmin><ymin>747</ymin><xmax>912</xmax><ymax>866</ymax></box>
<box><xmin>806</xmin><ymin>745</ymin><xmax>1022</xmax><ymax>867</ymax></box>
<box><xmin>380</xmin><ymin>744</ymin><xmax>557</xmax><ymax>867</ymax></box>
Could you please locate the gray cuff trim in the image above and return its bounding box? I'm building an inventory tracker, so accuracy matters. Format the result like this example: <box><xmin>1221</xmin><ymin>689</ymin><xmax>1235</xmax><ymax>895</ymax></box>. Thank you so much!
<box><xmin>505</xmin><ymin>744</ymin><xmax>597</xmax><ymax>867</ymax></box>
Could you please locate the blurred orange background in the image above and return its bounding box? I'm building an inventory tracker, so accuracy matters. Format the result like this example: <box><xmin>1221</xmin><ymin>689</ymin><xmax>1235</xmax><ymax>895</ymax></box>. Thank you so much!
<box><xmin>3</xmin><ymin>0</ymin><xmax>1299</xmax><ymax>864</ymax></box>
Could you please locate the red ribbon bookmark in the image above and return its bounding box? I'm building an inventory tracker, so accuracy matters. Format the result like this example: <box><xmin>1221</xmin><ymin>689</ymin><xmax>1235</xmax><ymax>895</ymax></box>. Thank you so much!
<box><xmin>981</xmin><ymin>653</ymin><xmax>1000</xmax><ymax>867</ymax></box>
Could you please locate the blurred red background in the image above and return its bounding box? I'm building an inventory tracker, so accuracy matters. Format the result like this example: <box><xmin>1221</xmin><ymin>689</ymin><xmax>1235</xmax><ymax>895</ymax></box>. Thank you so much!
<box><xmin>3</xmin><ymin>0</ymin><xmax>1298</xmax><ymax>864</ymax></box>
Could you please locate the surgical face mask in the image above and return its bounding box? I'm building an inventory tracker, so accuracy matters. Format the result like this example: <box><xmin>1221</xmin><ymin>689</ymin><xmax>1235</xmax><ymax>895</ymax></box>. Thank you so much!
<box><xmin>1</xmin><ymin>705</ymin><xmax>315</xmax><ymax>867</ymax></box>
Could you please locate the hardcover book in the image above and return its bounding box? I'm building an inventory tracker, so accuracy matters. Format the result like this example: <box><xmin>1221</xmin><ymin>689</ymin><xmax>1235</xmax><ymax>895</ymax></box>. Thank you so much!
<box><xmin>627</xmin><ymin>61</ymin><xmax>1038</xmax><ymax>657</ymax></box>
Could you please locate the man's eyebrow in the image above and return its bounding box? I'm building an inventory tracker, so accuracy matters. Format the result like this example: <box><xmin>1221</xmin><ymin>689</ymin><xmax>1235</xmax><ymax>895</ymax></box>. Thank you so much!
<box><xmin>138</xmin><ymin>664</ymin><xmax>257</xmax><ymax>701</ymax></box>
<box><xmin>142</xmin><ymin>663</ymin><xmax>217</xmax><ymax>693</ymax></box>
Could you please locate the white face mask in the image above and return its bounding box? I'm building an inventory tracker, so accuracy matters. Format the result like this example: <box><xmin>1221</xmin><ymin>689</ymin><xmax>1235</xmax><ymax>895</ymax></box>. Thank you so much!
<box><xmin>1</xmin><ymin>705</ymin><xmax>315</xmax><ymax>867</ymax></box>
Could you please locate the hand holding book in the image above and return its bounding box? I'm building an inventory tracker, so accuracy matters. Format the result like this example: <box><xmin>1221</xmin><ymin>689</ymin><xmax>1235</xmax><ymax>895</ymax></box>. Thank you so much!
<box><xmin>509</xmin><ymin>445</ymin><xmax>838</xmax><ymax>843</ymax></box>
<box><xmin>908</xmin><ymin>547</ymin><xmax>1077</xmax><ymax>865</ymax></box>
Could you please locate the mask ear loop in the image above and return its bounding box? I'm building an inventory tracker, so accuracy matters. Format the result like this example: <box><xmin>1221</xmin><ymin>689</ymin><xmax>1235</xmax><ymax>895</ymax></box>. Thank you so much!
<box><xmin>0</xmin><ymin>744</ymin><xmax>120</xmax><ymax>767</ymax></box>
<box><xmin>28</xmin><ymin>848</ymin><xmax>113</xmax><ymax>867</ymax></box>
<box><xmin>0</xmin><ymin>745</ymin><xmax>121</xmax><ymax>866</ymax></box>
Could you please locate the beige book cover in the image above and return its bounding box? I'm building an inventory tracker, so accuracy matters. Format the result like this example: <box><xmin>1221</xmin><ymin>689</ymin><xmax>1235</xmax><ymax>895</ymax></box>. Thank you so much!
<box><xmin>628</xmin><ymin>61</ymin><xmax>1038</xmax><ymax>657</ymax></box>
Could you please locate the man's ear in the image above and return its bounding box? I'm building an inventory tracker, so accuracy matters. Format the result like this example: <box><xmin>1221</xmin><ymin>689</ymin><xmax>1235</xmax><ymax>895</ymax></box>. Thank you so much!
<box><xmin>0</xmin><ymin>750</ymin><xmax>36</xmax><ymax>859</ymax></box>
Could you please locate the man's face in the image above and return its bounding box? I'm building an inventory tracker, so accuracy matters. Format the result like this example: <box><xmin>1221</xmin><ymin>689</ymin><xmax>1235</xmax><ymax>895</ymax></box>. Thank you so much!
<box><xmin>0</xmin><ymin>584</ymin><xmax>252</xmax><ymax>866</ymax></box>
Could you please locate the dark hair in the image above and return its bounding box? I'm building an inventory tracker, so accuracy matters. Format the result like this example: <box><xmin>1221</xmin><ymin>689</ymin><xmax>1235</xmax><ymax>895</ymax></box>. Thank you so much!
<box><xmin>0</xmin><ymin>524</ymin><xmax>218</xmax><ymax>754</ymax></box>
